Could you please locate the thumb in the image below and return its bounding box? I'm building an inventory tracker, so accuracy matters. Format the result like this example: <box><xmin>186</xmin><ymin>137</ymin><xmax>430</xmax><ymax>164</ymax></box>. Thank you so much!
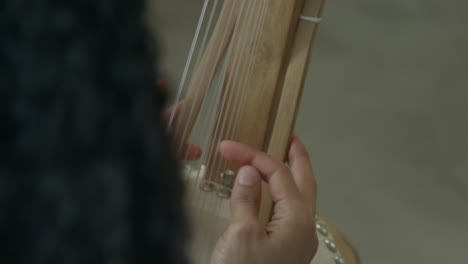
<box><xmin>230</xmin><ymin>166</ymin><xmax>262</xmax><ymax>224</ymax></box>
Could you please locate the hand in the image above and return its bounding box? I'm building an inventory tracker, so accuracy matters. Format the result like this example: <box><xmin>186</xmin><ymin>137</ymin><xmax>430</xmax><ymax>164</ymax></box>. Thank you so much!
<box><xmin>158</xmin><ymin>80</ymin><xmax>202</xmax><ymax>161</ymax></box>
<box><xmin>211</xmin><ymin>134</ymin><xmax>318</xmax><ymax>264</ymax></box>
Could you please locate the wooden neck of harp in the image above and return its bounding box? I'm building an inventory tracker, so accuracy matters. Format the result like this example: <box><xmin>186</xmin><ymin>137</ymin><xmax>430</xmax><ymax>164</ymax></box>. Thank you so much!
<box><xmin>175</xmin><ymin>0</ymin><xmax>325</xmax><ymax>225</ymax></box>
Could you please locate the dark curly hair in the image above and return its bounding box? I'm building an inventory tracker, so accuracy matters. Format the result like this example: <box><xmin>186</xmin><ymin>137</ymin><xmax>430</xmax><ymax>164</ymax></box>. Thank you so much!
<box><xmin>0</xmin><ymin>1</ymin><xmax>187</xmax><ymax>264</ymax></box>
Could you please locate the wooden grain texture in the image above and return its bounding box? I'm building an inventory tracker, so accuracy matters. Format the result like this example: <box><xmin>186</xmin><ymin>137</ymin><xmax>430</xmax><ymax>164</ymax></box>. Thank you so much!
<box><xmin>201</xmin><ymin>0</ymin><xmax>305</xmax><ymax>186</ymax></box>
<box><xmin>178</xmin><ymin>0</ymin><xmax>360</xmax><ymax>263</ymax></box>
<box><xmin>258</xmin><ymin>1</ymin><xmax>361</xmax><ymax>262</ymax></box>
<box><xmin>259</xmin><ymin>0</ymin><xmax>325</xmax><ymax>224</ymax></box>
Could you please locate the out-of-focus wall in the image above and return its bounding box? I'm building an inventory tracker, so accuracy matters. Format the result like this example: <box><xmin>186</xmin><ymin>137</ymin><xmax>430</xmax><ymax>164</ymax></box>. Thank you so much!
<box><xmin>150</xmin><ymin>0</ymin><xmax>468</xmax><ymax>263</ymax></box>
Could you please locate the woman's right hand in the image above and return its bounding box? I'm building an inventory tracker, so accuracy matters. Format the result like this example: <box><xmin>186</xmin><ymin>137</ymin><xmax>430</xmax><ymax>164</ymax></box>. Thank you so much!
<box><xmin>211</xmin><ymin>134</ymin><xmax>318</xmax><ymax>264</ymax></box>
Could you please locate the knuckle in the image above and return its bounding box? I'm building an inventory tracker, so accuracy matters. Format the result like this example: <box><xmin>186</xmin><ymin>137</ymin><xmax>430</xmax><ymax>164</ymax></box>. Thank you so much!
<box><xmin>231</xmin><ymin>192</ymin><xmax>254</xmax><ymax>204</ymax></box>
<box><xmin>280</xmin><ymin>165</ymin><xmax>291</xmax><ymax>176</ymax></box>
<box><xmin>230</xmin><ymin>223</ymin><xmax>263</xmax><ymax>240</ymax></box>
<box><xmin>302</xmin><ymin>148</ymin><xmax>311</xmax><ymax>160</ymax></box>
<box><xmin>273</xmin><ymin>166</ymin><xmax>292</xmax><ymax>180</ymax></box>
<box><xmin>288</xmin><ymin>199</ymin><xmax>304</xmax><ymax>211</ymax></box>
<box><xmin>288</xmin><ymin>199</ymin><xmax>311</xmax><ymax>214</ymax></box>
<box><xmin>288</xmin><ymin>200</ymin><xmax>316</xmax><ymax>227</ymax></box>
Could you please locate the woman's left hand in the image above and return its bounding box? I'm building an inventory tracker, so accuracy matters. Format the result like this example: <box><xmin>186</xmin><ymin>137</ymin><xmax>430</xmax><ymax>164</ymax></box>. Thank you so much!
<box><xmin>159</xmin><ymin>80</ymin><xmax>202</xmax><ymax>161</ymax></box>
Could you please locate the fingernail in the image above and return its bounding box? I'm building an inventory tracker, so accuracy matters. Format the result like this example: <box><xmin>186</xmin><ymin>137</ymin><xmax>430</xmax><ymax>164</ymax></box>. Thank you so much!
<box><xmin>238</xmin><ymin>167</ymin><xmax>260</xmax><ymax>186</ymax></box>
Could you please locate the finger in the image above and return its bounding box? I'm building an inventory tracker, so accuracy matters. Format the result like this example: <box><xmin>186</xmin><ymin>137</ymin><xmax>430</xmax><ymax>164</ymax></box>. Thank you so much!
<box><xmin>230</xmin><ymin>166</ymin><xmax>262</xmax><ymax>224</ymax></box>
<box><xmin>163</xmin><ymin>101</ymin><xmax>183</xmax><ymax>127</ymax></box>
<box><xmin>179</xmin><ymin>143</ymin><xmax>202</xmax><ymax>160</ymax></box>
<box><xmin>156</xmin><ymin>80</ymin><xmax>169</xmax><ymax>94</ymax></box>
<box><xmin>288</xmin><ymin>134</ymin><xmax>317</xmax><ymax>205</ymax></box>
<box><xmin>219</xmin><ymin>141</ymin><xmax>300</xmax><ymax>202</ymax></box>
<box><xmin>156</xmin><ymin>80</ymin><xmax>182</xmax><ymax>128</ymax></box>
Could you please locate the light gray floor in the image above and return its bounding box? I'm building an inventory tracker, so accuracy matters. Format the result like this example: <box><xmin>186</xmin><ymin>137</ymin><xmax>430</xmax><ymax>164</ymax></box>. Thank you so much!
<box><xmin>151</xmin><ymin>0</ymin><xmax>468</xmax><ymax>263</ymax></box>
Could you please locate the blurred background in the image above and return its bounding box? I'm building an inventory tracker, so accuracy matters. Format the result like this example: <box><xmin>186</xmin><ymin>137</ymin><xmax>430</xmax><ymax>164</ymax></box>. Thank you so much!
<box><xmin>150</xmin><ymin>0</ymin><xmax>468</xmax><ymax>263</ymax></box>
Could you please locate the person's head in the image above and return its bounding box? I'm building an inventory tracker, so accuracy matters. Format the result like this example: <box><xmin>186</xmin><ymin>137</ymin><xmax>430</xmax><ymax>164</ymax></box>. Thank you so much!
<box><xmin>0</xmin><ymin>1</ymin><xmax>187</xmax><ymax>263</ymax></box>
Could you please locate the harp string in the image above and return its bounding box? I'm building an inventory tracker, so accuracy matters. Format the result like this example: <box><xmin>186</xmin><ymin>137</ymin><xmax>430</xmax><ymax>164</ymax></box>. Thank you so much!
<box><xmin>185</xmin><ymin>0</ymin><xmax>239</xmax><ymax>225</ymax></box>
<box><xmin>211</xmin><ymin>0</ymin><xmax>269</xmax><ymax>244</ymax></box>
<box><xmin>167</xmin><ymin>0</ymin><xmax>210</xmax><ymax>132</ymax></box>
<box><xmin>199</xmin><ymin>1</ymin><xmax>259</xmax><ymax>225</ymax></box>
<box><xmin>205</xmin><ymin>0</ymin><xmax>255</xmax><ymax>190</ymax></box>
<box><xmin>171</xmin><ymin>0</ymin><xmax>329</xmax><ymax>262</ymax></box>
<box><xmin>195</xmin><ymin>0</ymin><xmax>221</xmax><ymax>66</ymax></box>
<box><xmin>189</xmin><ymin>0</ymin><xmax>248</xmax><ymax>244</ymax></box>
<box><xmin>173</xmin><ymin>0</ymin><xmax>237</xmax><ymax>161</ymax></box>
<box><xmin>190</xmin><ymin>52</ymin><xmax>230</xmax><ymax>208</ymax></box>
<box><xmin>172</xmin><ymin>0</ymin><xmax>271</xmax><ymax>262</ymax></box>
<box><xmin>194</xmin><ymin>0</ymin><xmax>253</xmax><ymax>249</ymax></box>
<box><xmin>221</xmin><ymin>0</ymin><xmax>268</xmax><ymax>178</ymax></box>
<box><xmin>201</xmin><ymin>0</ymin><xmax>270</xmax><ymax>262</ymax></box>
<box><xmin>208</xmin><ymin>0</ymin><xmax>265</xmax><ymax>204</ymax></box>
<box><xmin>170</xmin><ymin>0</ymin><xmax>220</xmax><ymax>207</ymax></box>
<box><xmin>186</xmin><ymin>0</ymin><xmax>235</xmax><ymax>195</ymax></box>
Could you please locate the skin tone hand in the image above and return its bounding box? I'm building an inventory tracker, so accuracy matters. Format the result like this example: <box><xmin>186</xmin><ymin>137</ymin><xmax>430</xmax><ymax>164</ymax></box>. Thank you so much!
<box><xmin>159</xmin><ymin>80</ymin><xmax>202</xmax><ymax>161</ymax></box>
<box><xmin>211</xmin><ymin>134</ymin><xmax>318</xmax><ymax>264</ymax></box>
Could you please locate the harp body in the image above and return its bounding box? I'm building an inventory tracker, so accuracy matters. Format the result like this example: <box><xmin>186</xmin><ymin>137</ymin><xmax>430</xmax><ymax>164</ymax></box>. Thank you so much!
<box><xmin>169</xmin><ymin>0</ymin><xmax>357</xmax><ymax>263</ymax></box>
